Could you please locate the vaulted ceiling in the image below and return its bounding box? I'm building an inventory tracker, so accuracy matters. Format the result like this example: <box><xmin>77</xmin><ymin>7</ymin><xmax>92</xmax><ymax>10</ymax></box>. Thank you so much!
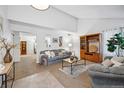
<box><xmin>54</xmin><ymin>5</ymin><xmax>124</xmax><ymax>19</ymax></box>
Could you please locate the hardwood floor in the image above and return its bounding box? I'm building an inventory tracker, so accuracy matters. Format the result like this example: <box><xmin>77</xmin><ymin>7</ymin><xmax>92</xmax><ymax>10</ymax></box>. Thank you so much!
<box><xmin>13</xmin><ymin>71</ymin><xmax>64</xmax><ymax>88</ymax></box>
<box><xmin>14</xmin><ymin>55</ymin><xmax>92</xmax><ymax>88</ymax></box>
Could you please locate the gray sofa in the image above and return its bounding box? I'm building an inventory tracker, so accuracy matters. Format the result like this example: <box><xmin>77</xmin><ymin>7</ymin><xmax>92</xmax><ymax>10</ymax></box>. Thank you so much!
<box><xmin>88</xmin><ymin>64</ymin><xmax>124</xmax><ymax>88</ymax></box>
<box><xmin>40</xmin><ymin>49</ymin><xmax>72</xmax><ymax>66</ymax></box>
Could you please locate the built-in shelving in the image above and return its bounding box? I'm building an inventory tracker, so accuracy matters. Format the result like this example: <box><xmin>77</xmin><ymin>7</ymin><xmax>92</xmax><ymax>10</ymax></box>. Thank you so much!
<box><xmin>80</xmin><ymin>33</ymin><xmax>102</xmax><ymax>63</ymax></box>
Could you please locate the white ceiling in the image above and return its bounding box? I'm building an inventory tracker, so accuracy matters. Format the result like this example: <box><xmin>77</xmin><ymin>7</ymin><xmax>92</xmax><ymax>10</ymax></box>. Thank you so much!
<box><xmin>53</xmin><ymin>5</ymin><xmax>124</xmax><ymax>19</ymax></box>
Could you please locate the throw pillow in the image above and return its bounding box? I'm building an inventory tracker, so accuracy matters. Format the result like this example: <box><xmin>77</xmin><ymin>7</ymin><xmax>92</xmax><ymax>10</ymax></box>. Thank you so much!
<box><xmin>50</xmin><ymin>51</ymin><xmax>55</xmax><ymax>57</ymax></box>
<box><xmin>45</xmin><ymin>51</ymin><xmax>48</xmax><ymax>55</ymax></box>
<box><xmin>61</xmin><ymin>50</ymin><xmax>66</xmax><ymax>53</ymax></box>
<box><xmin>45</xmin><ymin>51</ymin><xmax>51</xmax><ymax>58</ymax></box>
<box><xmin>111</xmin><ymin>57</ymin><xmax>124</xmax><ymax>63</ymax></box>
<box><xmin>111</xmin><ymin>59</ymin><xmax>123</xmax><ymax>67</ymax></box>
<box><xmin>102</xmin><ymin>59</ymin><xmax>114</xmax><ymax>67</ymax></box>
<box><xmin>59</xmin><ymin>52</ymin><xmax>63</xmax><ymax>56</ymax></box>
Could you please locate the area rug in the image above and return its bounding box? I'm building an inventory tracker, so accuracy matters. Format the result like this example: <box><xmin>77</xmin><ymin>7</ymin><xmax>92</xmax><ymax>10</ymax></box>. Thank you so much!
<box><xmin>59</xmin><ymin>64</ymin><xmax>93</xmax><ymax>78</ymax></box>
<box><xmin>13</xmin><ymin>71</ymin><xmax>64</xmax><ymax>88</ymax></box>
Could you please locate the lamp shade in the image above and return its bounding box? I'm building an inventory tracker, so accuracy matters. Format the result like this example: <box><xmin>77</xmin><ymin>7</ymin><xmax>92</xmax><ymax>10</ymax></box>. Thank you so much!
<box><xmin>31</xmin><ymin>5</ymin><xmax>50</xmax><ymax>11</ymax></box>
<box><xmin>68</xmin><ymin>43</ymin><xmax>72</xmax><ymax>47</ymax></box>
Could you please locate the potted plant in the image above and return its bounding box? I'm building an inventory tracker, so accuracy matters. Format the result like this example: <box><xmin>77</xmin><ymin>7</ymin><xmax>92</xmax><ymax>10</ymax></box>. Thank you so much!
<box><xmin>107</xmin><ymin>32</ymin><xmax>124</xmax><ymax>57</ymax></box>
<box><xmin>0</xmin><ymin>37</ymin><xmax>16</xmax><ymax>63</ymax></box>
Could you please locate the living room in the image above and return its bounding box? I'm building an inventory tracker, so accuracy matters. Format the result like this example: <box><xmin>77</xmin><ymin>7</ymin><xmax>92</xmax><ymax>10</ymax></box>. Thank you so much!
<box><xmin>1</xmin><ymin>2</ymin><xmax>124</xmax><ymax>90</ymax></box>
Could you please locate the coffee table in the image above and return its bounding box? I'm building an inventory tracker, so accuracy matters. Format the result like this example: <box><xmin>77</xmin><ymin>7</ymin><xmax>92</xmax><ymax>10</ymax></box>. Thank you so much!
<box><xmin>62</xmin><ymin>58</ymin><xmax>83</xmax><ymax>75</ymax></box>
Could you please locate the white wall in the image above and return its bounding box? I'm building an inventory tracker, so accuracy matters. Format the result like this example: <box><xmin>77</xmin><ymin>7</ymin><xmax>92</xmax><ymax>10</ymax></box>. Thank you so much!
<box><xmin>13</xmin><ymin>31</ymin><xmax>20</xmax><ymax>62</ymax></box>
<box><xmin>0</xmin><ymin>6</ymin><xmax>11</xmax><ymax>40</ymax></box>
<box><xmin>7</xmin><ymin>5</ymin><xmax>77</xmax><ymax>32</ymax></box>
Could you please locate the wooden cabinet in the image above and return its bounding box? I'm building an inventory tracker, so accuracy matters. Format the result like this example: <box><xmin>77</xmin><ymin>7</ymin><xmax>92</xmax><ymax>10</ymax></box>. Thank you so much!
<box><xmin>80</xmin><ymin>50</ymin><xmax>85</xmax><ymax>59</ymax></box>
<box><xmin>85</xmin><ymin>52</ymin><xmax>102</xmax><ymax>62</ymax></box>
<box><xmin>80</xmin><ymin>36</ymin><xmax>86</xmax><ymax>59</ymax></box>
<box><xmin>80</xmin><ymin>33</ymin><xmax>102</xmax><ymax>63</ymax></box>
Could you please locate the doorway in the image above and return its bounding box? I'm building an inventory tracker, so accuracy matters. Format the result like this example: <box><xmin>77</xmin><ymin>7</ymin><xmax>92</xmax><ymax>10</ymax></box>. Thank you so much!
<box><xmin>19</xmin><ymin>32</ymin><xmax>37</xmax><ymax>62</ymax></box>
<box><xmin>20</xmin><ymin>41</ymin><xmax>27</xmax><ymax>55</ymax></box>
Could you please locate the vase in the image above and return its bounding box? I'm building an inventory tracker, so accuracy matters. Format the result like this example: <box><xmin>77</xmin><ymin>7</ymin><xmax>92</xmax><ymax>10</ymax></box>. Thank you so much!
<box><xmin>70</xmin><ymin>56</ymin><xmax>74</xmax><ymax>61</ymax></box>
<box><xmin>4</xmin><ymin>49</ymin><xmax>12</xmax><ymax>63</ymax></box>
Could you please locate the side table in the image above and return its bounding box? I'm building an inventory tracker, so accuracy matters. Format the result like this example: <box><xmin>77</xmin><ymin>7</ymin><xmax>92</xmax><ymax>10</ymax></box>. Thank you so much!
<box><xmin>0</xmin><ymin>62</ymin><xmax>15</xmax><ymax>88</ymax></box>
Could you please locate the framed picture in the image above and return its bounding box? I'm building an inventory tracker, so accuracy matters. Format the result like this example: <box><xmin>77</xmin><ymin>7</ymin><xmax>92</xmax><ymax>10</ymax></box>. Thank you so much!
<box><xmin>59</xmin><ymin>36</ymin><xmax>63</xmax><ymax>47</ymax></box>
<box><xmin>53</xmin><ymin>38</ymin><xmax>58</xmax><ymax>43</ymax></box>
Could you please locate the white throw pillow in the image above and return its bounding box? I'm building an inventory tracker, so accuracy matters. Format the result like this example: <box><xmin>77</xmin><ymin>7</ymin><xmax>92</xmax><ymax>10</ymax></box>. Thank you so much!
<box><xmin>50</xmin><ymin>51</ymin><xmax>55</xmax><ymax>57</ymax></box>
<box><xmin>111</xmin><ymin>57</ymin><xmax>124</xmax><ymax>63</ymax></box>
<box><xmin>111</xmin><ymin>58</ymin><xmax>123</xmax><ymax>67</ymax></box>
<box><xmin>102</xmin><ymin>59</ymin><xmax>114</xmax><ymax>67</ymax></box>
<box><xmin>61</xmin><ymin>50</ymin><xmax>66</xmax><ymax>53</ymax></box>
<box><xmin>45</xmin><ymin>51</ymin><xmax>51</xmax><ymax>58</ymax></box>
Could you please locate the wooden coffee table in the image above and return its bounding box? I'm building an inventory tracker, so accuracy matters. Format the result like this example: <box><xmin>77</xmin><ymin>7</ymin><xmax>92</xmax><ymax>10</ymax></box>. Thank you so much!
<box><xmin>62</xmin><ymin>58</ymin><xmax>83</xmax><ymax>75</ymax></box>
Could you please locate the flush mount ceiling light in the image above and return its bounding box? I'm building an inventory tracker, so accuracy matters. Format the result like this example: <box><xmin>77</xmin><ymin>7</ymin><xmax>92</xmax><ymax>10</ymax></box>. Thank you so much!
<box><xmin>31</xmin><ymin>5</ymin><xmax>50</xmax><ymax>11</ymax></box>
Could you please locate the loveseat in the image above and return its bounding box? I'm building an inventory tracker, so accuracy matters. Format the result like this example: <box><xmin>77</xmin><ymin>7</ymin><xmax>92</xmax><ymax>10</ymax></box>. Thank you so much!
<box><xmin>88</xmin><ymin>57</ymin><xmax>124</xmax><ymax>88</ymax></box>
<box><xmin>40</xmin><ymin>49</ymin><xmax>72</xmax><ymax>66</ymax></box>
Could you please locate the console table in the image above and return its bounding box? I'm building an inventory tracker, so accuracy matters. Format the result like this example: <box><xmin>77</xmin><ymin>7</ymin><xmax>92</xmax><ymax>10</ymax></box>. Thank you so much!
<box><xmin>0</xmin><ymin>62</ymin><xmax>15</xmax><ymax>88</ymax></box>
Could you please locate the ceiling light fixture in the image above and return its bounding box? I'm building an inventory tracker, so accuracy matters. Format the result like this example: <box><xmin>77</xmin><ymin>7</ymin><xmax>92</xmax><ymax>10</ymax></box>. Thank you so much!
<box><xmin>31</xmin><ymin>5</ymin><xmax>50</xmax><ymax>11</ymax></box>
